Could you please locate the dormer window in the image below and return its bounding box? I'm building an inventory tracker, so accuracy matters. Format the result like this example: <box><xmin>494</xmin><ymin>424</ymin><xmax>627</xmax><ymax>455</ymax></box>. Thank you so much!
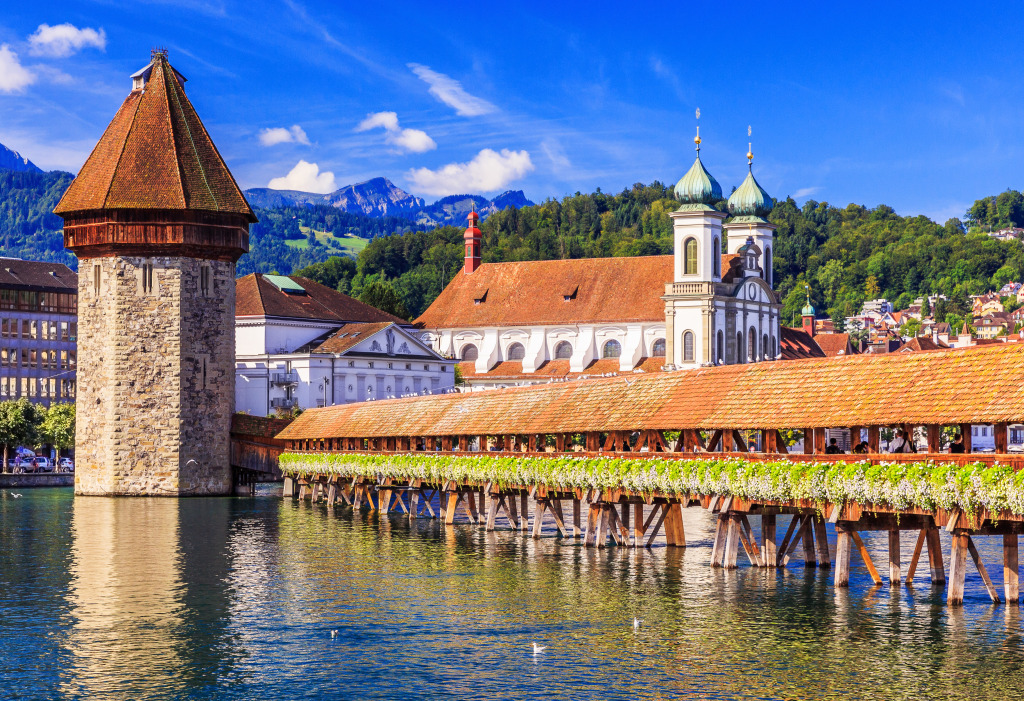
<box><xmin>473</xmin><ymin>289</ymin><xmax>488</xmax><ymax>305</ymax></box>
<box><xmin>562</xmin><ymin>285</ymin><xmax>578</xmax><ymax>302</ymax></box>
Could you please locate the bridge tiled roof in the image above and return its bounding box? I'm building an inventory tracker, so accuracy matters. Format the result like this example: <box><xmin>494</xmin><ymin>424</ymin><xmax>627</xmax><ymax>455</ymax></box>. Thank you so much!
<box><xmin>458</xmin><ymin>357</ymin><xmax>665</xmax><ymax>381</ymax></box>
<box><xmin>277</xmin><ymin>342</ymin><xmax>1024</xmax><ymax>439</ymax></box>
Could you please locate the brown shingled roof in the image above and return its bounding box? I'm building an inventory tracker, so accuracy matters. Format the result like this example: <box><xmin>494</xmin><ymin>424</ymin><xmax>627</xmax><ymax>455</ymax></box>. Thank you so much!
<box><xmin>415</xmin><ymin>256</ymin><xmax>678</xmax><ymax>328</ymax></box>
<box><xmin>0</xmin><ymin>259</ymin><xmax>77</xmax><ymax>293</ymax></box>
<box><xmin>458</xmin><ymin>356</ymin><xmax>666</xmax><ymax>381</ymax></box>
<box><xmin>312</xmin><ymin>322</ymin><xmax>394</xmax><ymax>353</ymax></box>
<box><xmin>54</xmin><ymin>53</ymin><xmax>255</xmax><ymax>221</ymax></box>
<box><xmin>278</xmin><ymin>342</ymin><xmax>1024</xmax><ymax>439</ymax></box>
<box><xmin>236</xmin><ymin>274</ymin><xmax>404</xmax><ymax>323</ymax></box>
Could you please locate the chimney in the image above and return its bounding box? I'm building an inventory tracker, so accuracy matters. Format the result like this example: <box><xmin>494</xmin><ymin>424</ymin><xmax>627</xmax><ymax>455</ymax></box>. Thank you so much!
<box><xmin>464</xmin><ymin>210</ymin><xmax>481</xmax><ymax>274</ymax></box>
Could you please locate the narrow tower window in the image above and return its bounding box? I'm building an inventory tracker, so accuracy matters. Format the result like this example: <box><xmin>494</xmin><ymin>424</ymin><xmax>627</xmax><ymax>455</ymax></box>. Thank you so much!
<box><xmin>93</xmin><ymin>265</ymin><xmax>101</xmax><ymax>296</ymax></box>
<box><xmin>141</xmin><ymin>262</ymin><xmax>155</xmax><ymax>295</ymax></box>
<box><xmin>713</xmin><ymin>237</ymin><xmax>721</xmax><ymax>277</ymax></box>
<box><xmin>683</xmin><ymin>331</ymin><xmax>695</xmax><ymax>362</ymax></box>
<box><xmin>200</xmin><ymin>265</ymin><xmax>212</xmax><ymax>297</ymax></box>
<box><xmin>684</xmin><ymin>238</ymin><xmax>698</xmax><ymax>275</ymax></box>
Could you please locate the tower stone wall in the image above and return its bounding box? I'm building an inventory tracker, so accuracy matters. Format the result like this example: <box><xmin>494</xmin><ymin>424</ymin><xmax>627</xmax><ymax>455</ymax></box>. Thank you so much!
<box><xmin>75</xmin><ymin>256</ymin><xmax>236</xmax><ymax>495</ymax></box>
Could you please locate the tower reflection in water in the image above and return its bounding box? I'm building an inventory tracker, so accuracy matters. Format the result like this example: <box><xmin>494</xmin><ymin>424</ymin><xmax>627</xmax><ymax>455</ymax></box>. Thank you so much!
<box><xmin>62</xmin><ymin>496</ymin><xmax>240</xmax><ymax>698</ymax></box>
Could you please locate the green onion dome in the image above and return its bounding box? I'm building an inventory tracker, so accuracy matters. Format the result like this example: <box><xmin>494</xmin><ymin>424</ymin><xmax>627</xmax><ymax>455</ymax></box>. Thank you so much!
<box><xmin>727</xmin><ymin>170</ymin><xmax>773</xmax><ymax>218</ymax></box>
<box><xmin>674</xmin><ymin>156</ymin><xmax>722</xmax><ymax>206</ymax></box>
<box><xmin>801</xmin><ymin>301</ymin><xmax>816</xmax><ymax>316</ymax></box>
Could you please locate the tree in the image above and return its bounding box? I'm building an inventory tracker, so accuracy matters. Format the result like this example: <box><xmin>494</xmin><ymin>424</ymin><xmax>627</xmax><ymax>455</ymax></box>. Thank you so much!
<box><xmin>934</xmin><ymin>298</ymin><xmax>948</xmax><ymax>323</ymax></box>
<box><xmin>40</xmin><ymin>402</ymin><xmax>74</xmax><ymax>462</ymax></box>
<box><xmin>359</xmin><ymin>279</ymin><xmax>410</xmax><ymax>320</ymax></box>
<box><xmin>864</xmin><ymin>275</ymin><xmax>881</xmax><ymax>299</ymax></box>
<box><xmin>921</xmin><ymin>296</ymin><xmax>931</xmax><ymax>317</ymax></box>
<box><xmin>0</xmin><ymin>399</ymin><xmax>41</xmax><ymax>472</ymax></box>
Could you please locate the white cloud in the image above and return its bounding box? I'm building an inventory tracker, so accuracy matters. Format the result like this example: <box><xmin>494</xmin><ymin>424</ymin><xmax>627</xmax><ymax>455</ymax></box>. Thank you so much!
<box><xmin>268</xmin><ymin>160</ymin><xmax>337</xmax><ymax>193</ymax></box>
<box><xmin>406</xmin><ymin>148</ymin><xmax>533</xmax><ymax>196</ymax></box>
<box><xmin>28</xmin><ymin>23</ymin><xmax>106</xmax><ymax>58</ymax></box>
<box><xmin>0</xmin><ymin>45</ymin><xmax>35</xmax><ymax>93</ymax></box>
<box><xmin>407</xmin><ymin>63</ymin><xmax>496</xmax><ymax>117</ymax></box>
<box><xmin>355</xmin><ymin>111</ymin><xmax>436</xmax><ymax>154</ymax></box>
<box><xmin>259</xmin><ymin>125</ymin><xmax>310</xmax><ymax>146</ymax></box>
<box><xmin>541</xmin><ymin>138</ymin><xmax>571</xmax><ymax>172</ymax></box>
<box><xmin>793</xmin><ymin>187</ymin><xmax>821</xmax><ymax>199</ymax></box>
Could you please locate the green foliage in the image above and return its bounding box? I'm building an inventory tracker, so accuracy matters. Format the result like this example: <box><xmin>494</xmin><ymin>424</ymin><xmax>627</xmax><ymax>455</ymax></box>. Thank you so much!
<box><xmin>279</xmin><ymin>452</ymin><xmax>1024</xmax><ymax>516</ymax></box>
<box><xmin>359</xmin><ymin>279</ymin><xmax>410</xmax><ymax>320</ymax></box>
<box><xmin>0</xmin><ymin>398</ymin><xmax>43</xmax><ymax>468</ymax></box>
<box><xmin>40</xmin><ymin>402</ymin><xmax>74</xmax><ymax>457</ymax></box>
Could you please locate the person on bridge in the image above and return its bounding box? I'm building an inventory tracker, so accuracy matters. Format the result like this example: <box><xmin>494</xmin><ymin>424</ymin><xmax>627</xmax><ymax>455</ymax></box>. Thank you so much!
<box><xmin>950</xmin><ymin>432</ymin><xmax>966</xmax><ymax>454</ymax></box>
<box><xmin>890</xmin><ymin>429</ymin><xmax>916</xmax><ymax>453</ymax></box>
<box><xmin>825</xmin><ymin>438</ymin><xmax>843</xmax><ymax>454</ymax></box>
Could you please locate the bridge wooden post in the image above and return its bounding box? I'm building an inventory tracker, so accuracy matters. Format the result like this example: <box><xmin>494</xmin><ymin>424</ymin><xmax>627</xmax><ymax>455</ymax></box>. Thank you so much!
<box><xmin>926</xmin><ymin>526</ymin><xmax>946</xmax><ymax>586</ymax></box>
<box><xmin>663</xmin><ymin>502</ymin><xmax>685</xmax><ymax>547</ymax></box>
<box><xmin>948</xmin><ymin>531</ymin><xmax>969</xmax><ymax>605</ymax></box>
<box><xmin>283</xmin><ymin>476</ymin><xmax>294</xmax><ymax>499</ymax></box>
<box><xmin>888</xmin><ymin>529</ymin><xmax>901</xmax><ymax>585</ymax></box>
<box><xmin>996</xmin><ymin>422</ymin><xmax>1009</xmax><ymax>453</ymax></box>
<box><xmin>960</xmin><ymin>423</ymin><xmax>973</xmax><ymax>453</ymax></box>
<box><xmin>835</xmin><ymin>526</ymin><xmax>851</xmax><ymax>587</ymax></box>
<box><xmin>723</xmin><ymin>513</ymin><xmax>740</xmax><ymax>568</ymax></box>
<box><xmin>721</xmin><ymin>430</ymin><xmax>734</xmax><ymax>453</ymax></box>
<box><xmin>710</xmin><ymin>514</ymin><xmax>728</xmax><ymax>566</ymax></box>
<box><xmin>803</xmin><ymin>429</ymin><xmax>814</xmax><ymax>455</ymax></box>
<box><xmin>867</xmin><ymin>426</ymin><xmax>880</xmax><ymax>453</ymax></box>
<box><xmin>814</xmin><ymin>515</ymin><xmax>831</xmax><ymax>568</ymax></box>
<box><xmin>762</xmin><ymin>513</ymin><xmax>777</xmax><ymax>567</ymax></box>
<box><xmin>801</xmin><ymin>516</ymin><xmax>817</xmax><ymax>566</ymax></box>
<box><xmin>1004</xmin><ymin>534</ymin><xmax>1019</xmax><ymax>604</ymax></box>
<box><xmin>927</xmin><ymin>425</ymin><xmax>942</xmax><ymax>453</ymax></box>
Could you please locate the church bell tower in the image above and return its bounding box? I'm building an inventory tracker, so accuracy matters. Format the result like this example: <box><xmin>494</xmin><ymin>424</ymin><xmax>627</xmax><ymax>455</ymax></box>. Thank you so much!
<box><xmin>54</xmin><ymin>50</ymin><xmax>256</xmax><ymax>495</ymax></box>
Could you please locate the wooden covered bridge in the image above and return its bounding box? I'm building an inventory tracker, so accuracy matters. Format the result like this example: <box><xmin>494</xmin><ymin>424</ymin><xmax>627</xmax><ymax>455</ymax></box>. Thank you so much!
<box><xmin>273</xmin><ymin>342</ymin><xmax>1024</xmax><ymax>605</ymax></box>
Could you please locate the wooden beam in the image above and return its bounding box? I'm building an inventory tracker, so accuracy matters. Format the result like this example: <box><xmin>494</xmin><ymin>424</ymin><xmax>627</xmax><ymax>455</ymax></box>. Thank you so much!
<box><xmin>731</xmin><ymin>430</ymin><xmax>749</xmax><ymax>453</ymax></box>
<box><xmin>709</xmin><ymin>513</ymin><xmax>728</xmax><ymax>566</ymax></box>
<box><xmin>927</xmin><ymin>424</ymin><xmax>942</xmax><ymax>453</ymax></box>
<box><xmin>868</xmin><ymin>426</ymin><xmax>880</xmax><ymax>453</ymax></box>
<box><xmin>801</xmin><ymin>515</ymin><xmax>817</xmax><ymax>567</ymax></box>
<box><xmin>632</xmin><ymin>502</ymin><xmax>644</xmax><ymax>547</ymax></box>
<box><xmin>774</xmin><ymin>430</ymin><xmax>789</xmax><ymax>455</ymax></box>
<box><xmin>645</xmin><ymin>505</ymin><xmax>669</xmax><ymax>549</ymax></box>
<box><xmin>967</xmin><ymin>535</ymin><xmax>1001</xmax><ymax>603</ymax></box>
<box><xmin>738</xmin><ymin>514</ymin><xmax>763</xmax><ymax>567</ymax></box>
<box><xmin>814</xmin><ymin>515</ymin><xmax>831</xmax><ymax>568</ymax></box>
<box><xmin>905</xmin><ymin>528</ymin><xmax>927</xmax><ymax>585</ymax></box>
<box><xmin>995</xmin><ymin>422</ymin><xmax>1009</xmax><ymax>453</ymax></box>
<box><xmin>706</xmin><ymin>429</ymin><xmax>723</xmax><ymax>452</ymax></box>
<box><xmin>573</xmin><ymin>498</ymin><xmax>581</xmax><ymax>539</ymax></box>
<box><xmin>777</xmin><ymin>515</ymin><xmax>802</xmax><ymax>567</ymax></box>
<box><xmin>850</xmin><ymin>530</ymin><xmax>883</xmax><ymax>585</ymax></box>
<box><xmin>803</xmin><ymin>429</ymin><xmax>814</xmax><ymax>455</ymax></box>
<box><xmin>960</xmin><ymin>423</ymin><xmax>973</xmax><ymax>453</ymax></box>
<box><xmin>723</xmin><ymin>514</ymin><xmax>741</xmax><ymax>569</ymax></box>
<box><xmin>721</xmin><ymin>429</ymin><xmax>734</xmax><ymax>453</ymax></box>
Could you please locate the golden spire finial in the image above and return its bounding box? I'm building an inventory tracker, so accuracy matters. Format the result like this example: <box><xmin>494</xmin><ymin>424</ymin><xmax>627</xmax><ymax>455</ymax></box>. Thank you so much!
<box><xmin>746</xmin><ymin>125</ymin><xmax>753</xmax><ymax>169</ymax></box>
<box><xmin>694</xmin><ymin>107</ymin><xmax>701</xmax><ymax>153</ymax></box>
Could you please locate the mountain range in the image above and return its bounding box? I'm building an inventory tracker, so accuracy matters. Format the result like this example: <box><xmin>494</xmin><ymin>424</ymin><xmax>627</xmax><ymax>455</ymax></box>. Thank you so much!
<box><xmin>0</xmin><ymin>143</ymin><xmax>42</xmax><ymax>174</ymax></box>
<box><xmin>243</xmin><ymin>177</ymin><xmax>533</xmax><ymax>228</ymax></box>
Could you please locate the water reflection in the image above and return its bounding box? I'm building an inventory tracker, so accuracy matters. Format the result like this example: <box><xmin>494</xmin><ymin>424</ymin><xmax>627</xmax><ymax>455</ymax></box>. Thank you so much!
<box><xmin>1</xmin><ymin>489</ymin><xmax>1023</xmax><ymax>698</ymax></box>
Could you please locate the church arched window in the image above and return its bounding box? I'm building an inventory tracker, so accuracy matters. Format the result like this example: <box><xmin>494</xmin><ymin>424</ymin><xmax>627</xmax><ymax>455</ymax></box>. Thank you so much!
<box><xmin>507</xmin><ymin>342</ymin><xmax>525</xmax><ymax>360</ymax></box>
<box><xmin>602</xmin><ymin>340</ymin><xmax>621</xmax><ymax>358</ymax></box>
<box><xmin>772</xmin><ymin>335</ymin><xmax>778</xmax><ymax>358</ymax></box>
<box><xmin>764</xmin><ymin>246</ymin><xmax>772</xmax><ymax>286</ymax></box>
<box><xmin>762</xmin><ymin>334</ymin><xmax>769</xmax><ymax>360</ymax></box>
<box><xmin>461</xmin><ymin>344</ymin><xmax>478</xmax><ymax>361</ymax></box>
<box><xmin>684</xmin><ymin>238</ymin><xmax>698</xmax><ymax>275</ymax></box>
<box><xmin>651</xmin><ymin>338</ymin><xmax>666</xmax><ymax>357</ymax></box>
<box><xmin>554</xmin><ymin>341</ymin><xmax>573</xmax><ymax>359</ymax></box>
<box><xmin>736</xmin><ymin>331</ymin><xmax>743</xmax><ymax>363</ymax></box>
<box><xmin>713</xmin><ymin>237</ymin><xmax>720</xmax><ymax>277</ymax></box>
<box><xmin>717</xmin><ymin>330</ymin><xmax>724</xmax><ymax>364</ymax></box>
<box><xmin>748</xmin><ymin>327</ymin><xmax>757</xmax><ymax>362</ymax></box>
<box><xmin>682</xmin><ymin>332</ymin><xmax>694</xmax><ymax>362</ymax></box>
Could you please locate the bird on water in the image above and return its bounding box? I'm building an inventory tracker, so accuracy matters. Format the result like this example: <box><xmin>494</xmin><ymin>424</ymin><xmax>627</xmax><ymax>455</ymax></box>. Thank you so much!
<box><xmin>532</xmin><ymin>643</ymin><xmax>546</xmax><ymax>655</ymax></box>
<box><xmin>633</xmin><ymin>618</ymin><xmax>643</xmax><ymax>629</ymax></box>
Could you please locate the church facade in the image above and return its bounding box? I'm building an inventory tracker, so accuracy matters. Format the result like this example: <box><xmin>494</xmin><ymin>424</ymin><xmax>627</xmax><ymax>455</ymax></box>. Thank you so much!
<box><xmin>415</xmin><ymin>137</ymin><xmax>782</xmax><ymax>389</ymax></box>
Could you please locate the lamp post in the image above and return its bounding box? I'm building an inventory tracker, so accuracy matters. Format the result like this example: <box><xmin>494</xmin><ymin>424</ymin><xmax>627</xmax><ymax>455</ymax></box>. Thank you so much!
<box><xmin>319</xmin><ymin>377</ymin><xmax>330</xmax><ymax>408</ymax></box>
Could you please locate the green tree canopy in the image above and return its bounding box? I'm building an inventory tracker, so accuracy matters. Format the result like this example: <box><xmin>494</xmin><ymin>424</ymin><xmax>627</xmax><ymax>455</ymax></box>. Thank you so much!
<box><xmin>40</xmin><ymin>402</ymin><xmax>75</xmax><ymax>460</ymax></box>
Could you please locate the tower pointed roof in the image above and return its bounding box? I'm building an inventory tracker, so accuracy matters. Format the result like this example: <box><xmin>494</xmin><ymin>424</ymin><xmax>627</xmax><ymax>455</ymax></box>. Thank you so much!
<box><xmin>674</xmin><ymin>156</ymin><xmax>722</xmax><ymax>210</ymax></box>
<box><xmin>55</xmin><ymin>51</ymin><xmax>256</xmax><ymax>222</ymax></box>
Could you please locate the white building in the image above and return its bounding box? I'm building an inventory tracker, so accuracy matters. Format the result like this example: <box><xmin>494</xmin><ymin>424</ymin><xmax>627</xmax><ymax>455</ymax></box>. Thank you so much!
<box><xmin>414</xmin><ymin>135</ymin><xmax>783</xmax><ymax>390</ymax></box>
<box><xmin>235</xmin><ymin>274</ymin><xmax>455</xmax><ymax>415</ymax></box>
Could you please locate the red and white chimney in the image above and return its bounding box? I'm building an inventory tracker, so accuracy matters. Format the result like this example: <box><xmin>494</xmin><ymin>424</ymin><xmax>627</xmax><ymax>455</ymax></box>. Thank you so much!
<box><xmin>464</xmin><ymin>210</ymin><xmax>481</xmax><ymax>274</ymax></box>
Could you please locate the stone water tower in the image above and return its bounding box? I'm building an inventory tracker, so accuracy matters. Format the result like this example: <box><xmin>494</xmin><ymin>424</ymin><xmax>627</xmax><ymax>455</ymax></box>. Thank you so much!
<box><xmin>54</xmin><ymin>50</ymin><xmax>256</xmax><ymax>495</ymax></box>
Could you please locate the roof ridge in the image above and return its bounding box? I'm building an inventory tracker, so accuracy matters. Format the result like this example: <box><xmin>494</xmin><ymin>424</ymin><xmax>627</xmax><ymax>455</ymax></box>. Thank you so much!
<box><xmin>158</xmin><ymin>60</ymin><xmax>188</xmax><ymax>210</ymax></box>
<box><xmin>164</xmin><ymin>61</ymin><xmax>218</xmax><ymax>209</ymax></box>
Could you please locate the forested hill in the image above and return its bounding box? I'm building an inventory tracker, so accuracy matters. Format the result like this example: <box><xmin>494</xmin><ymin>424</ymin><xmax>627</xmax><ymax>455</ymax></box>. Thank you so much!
<box><xmin>298</xmin><ymin>183</ymin><xmax>1024</xmax><ymax>325</ymax></box>
<box><xmin>0</xmin><ymin>169</ymin><xmax>75</xmax><ymax>268</ymax></box>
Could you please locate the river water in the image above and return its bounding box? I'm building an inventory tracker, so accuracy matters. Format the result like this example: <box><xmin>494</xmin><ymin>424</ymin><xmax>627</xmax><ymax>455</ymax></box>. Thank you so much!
<box><xmin>1</xmin><ymin>487</ymin><xmax>1022</xmax><ymax>700</ymax></box>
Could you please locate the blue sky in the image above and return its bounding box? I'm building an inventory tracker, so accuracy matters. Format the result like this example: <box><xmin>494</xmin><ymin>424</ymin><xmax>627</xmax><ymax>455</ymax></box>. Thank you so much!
<box><xmin>1</xmin><ymin>1</ymin><xmax>1023</xmax><ymax>221</ymax></box>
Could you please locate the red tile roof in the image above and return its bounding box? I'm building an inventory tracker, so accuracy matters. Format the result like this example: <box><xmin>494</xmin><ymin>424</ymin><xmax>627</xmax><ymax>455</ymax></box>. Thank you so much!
<box><xmin>898</xmin><ymin>336</ymin><xmax>949</xmax><ymax>353</ymax></box>
<box><xmin>279</xmin><ymin>342</ymin><xmax>1024</xmax><ymax>439</ymax></box>
<box><xmin>236</xmin><ymin>274</ymin><xmax>403</xmax><ymax>323</ymax></box>
<box><xmin>54</xmin><ymin>54</ymin><xmax>255</xmax><ymax>221</ymax></box>
<box><xmin>779</xmin><ymin>327</ymin><xmax>825</xmax><ymax>360</ymax></box>
<box><xmin>415</xmin><ymin>256</ymin><xmax>674</xmax><ymax>328</ymax></box>
<box><xmin>813</xmin><ymin>333</ymin><xmax>856</xmax><ymax>357</ymax></box>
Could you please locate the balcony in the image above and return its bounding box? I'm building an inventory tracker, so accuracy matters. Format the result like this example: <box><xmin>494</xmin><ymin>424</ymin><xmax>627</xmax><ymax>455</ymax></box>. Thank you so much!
<box><xmin>270</xmin><ymin>398</ymin><xmax>295</xmax><ymax>409</ymax></box>
<box><xmin>665</xmin><ymin>281</ymin><xmax>714</xmax><ymax>296</ymax></box>
<box><xmin>271</xmin><ymin>371</ymin><xmax>299</xmax><ymax>386</ymax></box>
